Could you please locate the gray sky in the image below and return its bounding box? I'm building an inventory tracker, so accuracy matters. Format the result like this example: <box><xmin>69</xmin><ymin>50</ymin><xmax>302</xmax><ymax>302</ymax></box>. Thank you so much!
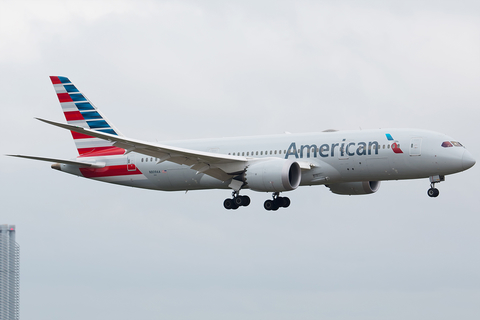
<box><xmin>1</xmin><ymin>1</ymin><xmax>479</xmax><ymax>319</ymax></box>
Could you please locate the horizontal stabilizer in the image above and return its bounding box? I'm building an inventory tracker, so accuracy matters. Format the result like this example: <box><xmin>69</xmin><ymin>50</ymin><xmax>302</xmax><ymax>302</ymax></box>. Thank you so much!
<box><xmin>7</xmin><ymin>154</ymin><xmax>105</xmax><ymax>168</ymax></box>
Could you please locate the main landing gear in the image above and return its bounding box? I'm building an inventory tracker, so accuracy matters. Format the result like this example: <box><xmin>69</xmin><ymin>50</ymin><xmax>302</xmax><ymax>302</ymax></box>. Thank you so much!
<box><xmin>223</xmin><ymin>190</ymin><xmax>251</xmax><ymax>210</ymax></box>
<box><xmin>264</xmin><ymin>192</ymin><xmax>290</xmax><ymax>211</ymax></box>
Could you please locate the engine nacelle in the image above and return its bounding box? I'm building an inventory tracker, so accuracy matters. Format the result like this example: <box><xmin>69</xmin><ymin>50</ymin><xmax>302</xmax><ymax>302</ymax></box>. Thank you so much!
<box><xmin>326</xmin><ymin>181</ymin><xmax>380</xmax><ymax>195</ymax></box>
<box><xmin>245</xmin><ymin>159</ymin><xmax>301</xmax><ymax>192</ymax></box>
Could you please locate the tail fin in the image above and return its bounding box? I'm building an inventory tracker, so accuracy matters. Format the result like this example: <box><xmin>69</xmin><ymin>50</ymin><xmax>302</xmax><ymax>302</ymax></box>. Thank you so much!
<box><xmin>50</xmin><ymin>76</ymin><xmax>125</xmax><ymax>157</ymax></box>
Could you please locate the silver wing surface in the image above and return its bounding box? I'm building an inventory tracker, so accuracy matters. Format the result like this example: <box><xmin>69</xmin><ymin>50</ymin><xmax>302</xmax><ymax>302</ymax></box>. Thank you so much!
<box><xmin>36</xmin><ymin>118</ymin><xmax>249</xmax><ymax>181</ymax></box>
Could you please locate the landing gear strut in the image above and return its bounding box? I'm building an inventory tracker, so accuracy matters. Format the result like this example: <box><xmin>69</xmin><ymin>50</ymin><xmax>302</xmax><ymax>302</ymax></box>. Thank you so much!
<box><xmin>427</xmin><ymin>175</ymin><xmax>444</xmax><ymax>198</ymax></box>
<box><xmin>264</xmin><ymin>192</ymin><xmax>290</xmax><ymax>211</ymax></box>
<box><xmin>223</xmin><ymin>190</ymin><xmax>250</xmax><ymax>210</ymax></box>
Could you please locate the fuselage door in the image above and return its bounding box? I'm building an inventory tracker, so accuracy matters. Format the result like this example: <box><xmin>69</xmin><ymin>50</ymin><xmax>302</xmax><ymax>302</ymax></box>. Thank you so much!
<box><xmin>410</xmin><ymin>138</ymin><xmax>422</xmax><ymax>156</ymax></box>
<box><xmin>127</xmin><ymin>155</ymin><xmax>137</xmax><ymax>171</ymax></box>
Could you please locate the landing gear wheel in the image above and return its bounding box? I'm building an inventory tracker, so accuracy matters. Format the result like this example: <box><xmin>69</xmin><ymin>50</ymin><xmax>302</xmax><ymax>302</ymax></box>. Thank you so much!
<box><xmin>234</xmin><ymin>196</ymin><xmax>243</xmax><ymax>206</ymax></box>
<box><xmin>273</xmin><ymin>198</ymin><xmax>283</xmax><ymax>210</ymax></box>
<box><xmin>264</xmin><ymin>193</ymin><xmax>291</xmax><ymax>210</ymax></box>
<box><xmin>264</xmin><ymin>200</ymin><xmax>275</xmax><ymax>211</ymax></box>
<box><xmin>427</xmin><ymin>188</ymin><xmax>439</xmax><ymax>198</ymax></box>
<box><xmin>427</xmin><ymin>178</ymin><xmax>442</xmax><ymax>198</ymax></box>
<box><xmin>224</xmin><ymin>191</ymin><xmax>250</xmax><ymax>210</ymax></box>
<box><xmin>224</xmin><ymin>198</ymin><xmax>234</xmax><ymax>209</ymax></box>
<box><xmin>241</xmin><ymin>196</ymin><xmax>251</xmax><ymax>206</ymax></box>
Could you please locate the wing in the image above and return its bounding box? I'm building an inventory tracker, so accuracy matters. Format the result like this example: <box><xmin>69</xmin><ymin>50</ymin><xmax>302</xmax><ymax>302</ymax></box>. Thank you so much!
<box><xmin>36</xmin><ymin>118</ymin><xmax>248</xmax><ymax>181</ymax></box>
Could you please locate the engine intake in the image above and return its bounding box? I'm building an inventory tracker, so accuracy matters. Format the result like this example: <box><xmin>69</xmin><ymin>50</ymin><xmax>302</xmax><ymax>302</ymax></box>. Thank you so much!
<box><xmin>245</xmin><ymin>159</ymin><xmax>301</xmax><ymax>192</ymax></box>
<box><xmin>326</xmin><ymin>181</ymin><xmax>380</xmax><ymax>195</ymax></box>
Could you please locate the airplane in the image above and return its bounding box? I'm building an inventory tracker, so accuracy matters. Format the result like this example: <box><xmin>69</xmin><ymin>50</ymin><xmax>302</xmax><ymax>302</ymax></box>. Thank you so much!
<box><xmin>9</xmin><ymin>76</ymin><xmax>476</xmax><ymax>210</ymax></box>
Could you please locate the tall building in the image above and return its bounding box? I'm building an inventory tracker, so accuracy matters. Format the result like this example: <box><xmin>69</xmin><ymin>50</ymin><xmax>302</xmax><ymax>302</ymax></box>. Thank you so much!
<box><xmin>0</xmin><ymin>225</ymin><xmax>19</xmax><ymax>320</ymax></box>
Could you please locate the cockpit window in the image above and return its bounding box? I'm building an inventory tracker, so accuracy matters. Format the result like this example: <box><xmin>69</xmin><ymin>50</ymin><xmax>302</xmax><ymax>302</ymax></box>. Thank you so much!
<box><xmin>442</xmin><ymin>141</ymin><xmax>464</xmax><ymax>148</ymax></box>
<box><xmin>451</xmin><ymin>141</ymin><xmax>463</xmax><ymax>147</ymax></box>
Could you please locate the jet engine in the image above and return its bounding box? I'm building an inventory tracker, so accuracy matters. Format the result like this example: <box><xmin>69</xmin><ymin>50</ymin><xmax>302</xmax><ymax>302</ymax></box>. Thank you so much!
<box><xmin>245</xmin><ymin>159</ymin><xmax>301</xmax><ymax>192</ymax></box>
<box><xmin>326</xmin><ymin>181</ymin><xmax>380</xmax><ymax>195</ymax></box>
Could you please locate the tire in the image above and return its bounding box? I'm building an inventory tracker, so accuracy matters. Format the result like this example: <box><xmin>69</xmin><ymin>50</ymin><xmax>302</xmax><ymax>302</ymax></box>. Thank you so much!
<box><xmin>427</xmin><ymin>188</ymin><xmax>439</xmax><ymax>198</ymax></box>
<box><xmin>224</xmin><ymin>198</ymin><xmax>234</xmax><ymax>209</ymax></box>
<box><xmin>264</xmin><ymin>200</ymin><xmax>273</xmax><ymax>211</ymax></box>
<box><xmin>282</xmin><ymin>197</ymin><xmax>291</xmax><ymax>208</ymax></box>
<box><xmin>234</xmin><ymin>196</ymin><xmax>243</xmax><ymax>206</ymax></box>
<box><xmin>241</xmin><ymin>196</ymin><xmax>251</xmax><ymax>206</ymax></box>
<box><xmin>273</xmin><ymin>198</ymin><xmax>283</xmax><ymax>209</ymax></box>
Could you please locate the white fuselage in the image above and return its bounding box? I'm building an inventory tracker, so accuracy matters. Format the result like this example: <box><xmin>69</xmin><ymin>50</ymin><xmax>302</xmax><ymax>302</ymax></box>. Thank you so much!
<box><xmin>56</xmin><ymin>128</ymin><xmax>474</xmax><ymax>192</ymax></box>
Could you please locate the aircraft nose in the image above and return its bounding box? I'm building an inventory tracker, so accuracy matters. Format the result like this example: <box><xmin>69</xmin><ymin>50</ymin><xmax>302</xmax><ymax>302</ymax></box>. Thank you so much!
<box><xmin>462</xmin><ymin>150</ymin><xmax>476</xmax><ymax>170</ymax></box>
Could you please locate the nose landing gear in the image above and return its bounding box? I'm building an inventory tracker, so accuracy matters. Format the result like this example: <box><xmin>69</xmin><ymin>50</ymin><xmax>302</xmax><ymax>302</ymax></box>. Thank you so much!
<box><xmin>427</xmin><ymin>184</ymin><xmax>440</xmax><ymax>197</ymax></box>
<box><xmin>427</xmin><ymin>175</ymin><xmax>444</xmax><ymax>198</ymax></box>
<box><xmin>264</xmin><ymin>192</ymin><xmax>290</xmax><ymax>211</ymax></box>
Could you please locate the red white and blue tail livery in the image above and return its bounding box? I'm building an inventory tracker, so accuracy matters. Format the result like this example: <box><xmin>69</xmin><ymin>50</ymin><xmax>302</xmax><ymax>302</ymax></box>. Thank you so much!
<box><xmin>50</xmin><ymin>76</ymin><xmax>125</xmax><ymax>157</ymax></box>
<box><xmin>8</xmin><ymin>76</ymin><xmax>476</xmax><ymax>210</ymax></box>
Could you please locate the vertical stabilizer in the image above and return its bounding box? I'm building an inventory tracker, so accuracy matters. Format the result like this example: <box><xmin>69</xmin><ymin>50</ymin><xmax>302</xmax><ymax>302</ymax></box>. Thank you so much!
<box><xmin>50</xmin><ymin>76</ymin><xmax>125</xmax><ymax>157</ymax></box>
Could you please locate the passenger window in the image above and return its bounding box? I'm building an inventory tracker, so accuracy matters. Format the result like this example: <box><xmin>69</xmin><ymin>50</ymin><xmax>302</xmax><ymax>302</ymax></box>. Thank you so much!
<box><xmin>270</xmin><ymin>150</ymin><xmax>272</xmax><ymax>155</ymax></box>
<box><xmin>242</xmin><ymin>152</ymin><xmax>245</xmax><ymax>156</ymax></box>
<box><xmin>274</xmin><ymin>150</ymin><xmax>277</xmax><ymax>154</ymax></box>
<box><xmin>256</xmin><ymin>151</ymin><xmax>258</xmax><ymax>155</ymax></box>
<box><xmin>141</xmin><ymin>158</ymin><xmax>144</xmax><ymax>162</ymax></box>
<box><xmin>247</xmin><ymin>152</ymin><xmax>249</xmax><ymax>156</ymax></box>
